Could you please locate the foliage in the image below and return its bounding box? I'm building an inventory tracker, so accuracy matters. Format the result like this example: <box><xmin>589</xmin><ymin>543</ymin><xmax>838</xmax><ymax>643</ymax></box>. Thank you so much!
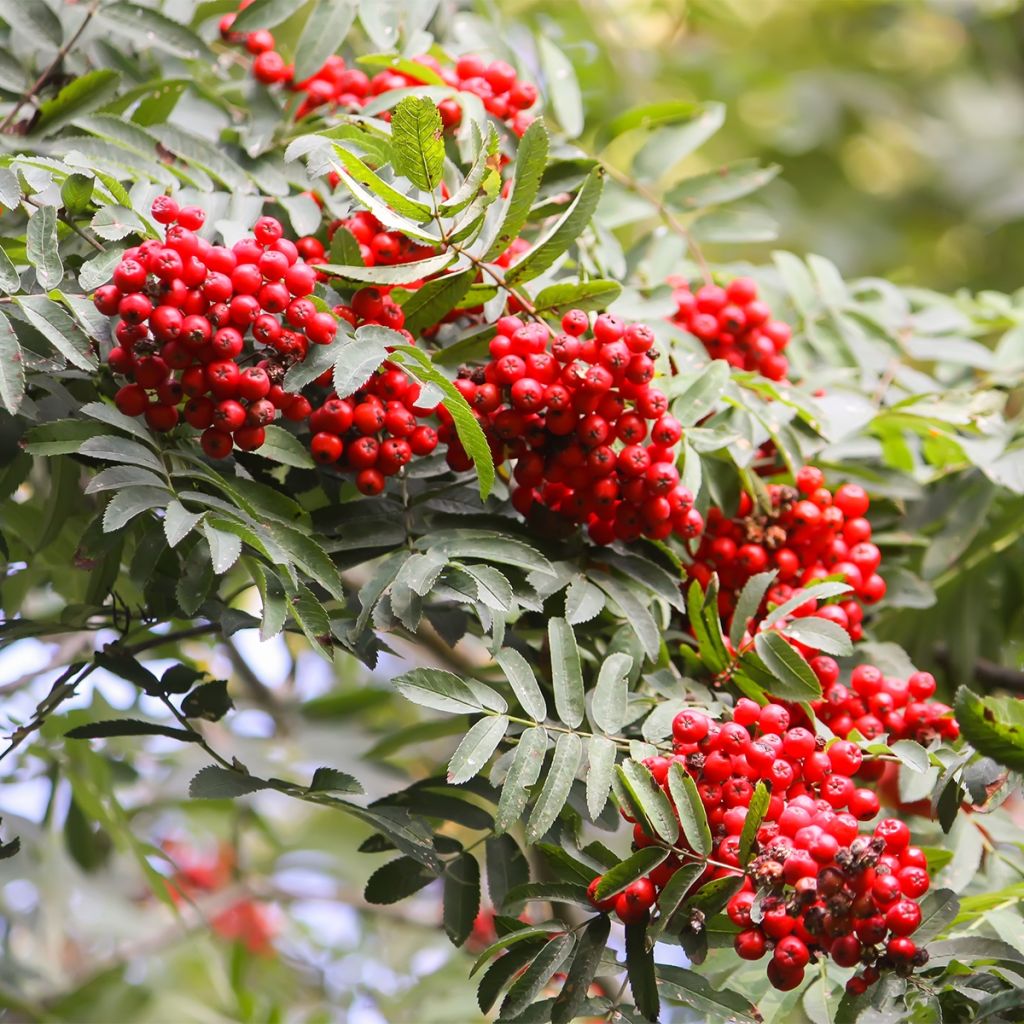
<box><xmin>0</xmin><ymin>2</ymin><xmax>1022</xmax><ymax>1023</ymax></box>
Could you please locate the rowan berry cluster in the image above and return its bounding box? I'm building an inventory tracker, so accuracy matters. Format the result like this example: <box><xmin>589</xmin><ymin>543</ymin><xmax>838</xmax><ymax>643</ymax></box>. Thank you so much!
<box><xmin>325</xmin><ymin>208</ymin><xmax>441</xmax><ymax>272</ymax></box>
<box><xmin>689</xmin><ymin>466</ymin><xmax>885</xmax><ymax>639</ymax></box>
<box><xmin>454</xmin><ymin>310</ymin><xmax>703</xmax><ymax>544</ymax></box>
<box><xmin>306</xmin><ymin>365</ymin><xmax>440</xmax><ymax>495</ymax></box>
<box><xmin>808</xmin><ymin>661</ymin><xmax>960</xmax><ymax>748</ymax></box>
<box><xmin>94</xmin><ymin>200</ymin><xmax>339</xmax><ymax>459</ymax></box>
<box><xmin>220</xmin><ymin>5</ymin><xmax>537</xmax><ymax>134</ymax></box>
<box><xmin>586</xmin><ymin>702</ymin><xmax>931</xmax><ymax>993</ymax></box>
<box><xmin>161</xmin><ymin>841</ymin><xmax>278</xmax><ymax>956</ymax></box>
<box><xmin>669</xmin><ymin>276</ymin><xmax>791</xmax><ymax>380</ymax></box>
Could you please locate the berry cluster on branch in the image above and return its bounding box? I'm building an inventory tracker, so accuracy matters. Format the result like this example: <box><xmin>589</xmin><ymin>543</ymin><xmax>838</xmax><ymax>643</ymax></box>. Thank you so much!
<box><xmin>220</xmin><ymin>2</ymin><xmax>537</xmax><ymax>133</ymax></box>
<box><xmin>588</xmin><ymin>703</ymin><xmax>933</xmax><ymax>993</ymax></box>
<box><xmin>457</xmin><ymin>310</ymin><xmax>703</xmax><ymax>544</ymax></box>
<box><xmin>692</xmin><ymin>466</ymin><xmax>885</xmax><ymax>641</ymax></box>
<box><xmin>669</xmin><ymin>276</ymin><xmax>791</xmax><ymax>380</ymax></box>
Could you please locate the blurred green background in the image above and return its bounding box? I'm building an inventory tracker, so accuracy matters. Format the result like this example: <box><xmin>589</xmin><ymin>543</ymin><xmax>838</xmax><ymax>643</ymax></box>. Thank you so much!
<box><xmin>503</xmin><ymin>0</ymin><xmax>1024</xmax><ymax>292</ymax></box>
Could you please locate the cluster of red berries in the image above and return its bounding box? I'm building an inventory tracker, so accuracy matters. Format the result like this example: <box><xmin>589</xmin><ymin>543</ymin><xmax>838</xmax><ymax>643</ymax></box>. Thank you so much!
<box><xmin>94</xmin><ymin>201</ymin><xmax>338</xmax><ymax>459</ymax></box>
<box><xmin>219</xmin><ymin>4</ymin><xmax>537</xmax><ymax>134</ymax></box>
<box><xmin>808</xmin><ymin>661</ymin><xmax>960</xmax><ymax>750</ymax></box>
<box><xmin>586</xmin><ymin>702</ymin><xmax>931</xmax><ymax>992</ymax></box>
<box><xmin>161</xmin><ymin>840</ymin><xmax>278</xmax><ymax>956</ymax></box>
<box><xmin>669</xmin><ymin>276</ymin><xmax>791</xmax><ymax>381</ymax></box>
<box><xmin>306</xmin><ymin>365</ymin><xmax>440</xmax><ymax>495</ymax></box>
<box><xmin>690</xmin><ymin>466</ymin><xmax>886</xmax><ymax>639</ymax></box>
<box><xmin>452</xmin><ymin>310</ymin><xmax>702</xmax><ymax>545</ymax></box>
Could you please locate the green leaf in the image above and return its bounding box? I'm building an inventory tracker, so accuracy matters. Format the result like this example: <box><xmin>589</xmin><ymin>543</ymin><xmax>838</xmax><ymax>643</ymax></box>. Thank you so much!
<box><xmin>33</xmin><ymin>70</ymin><xmax>120</xmax><ymax>137</ymax></box>
<box><xmin>665</xmin><ymin>159</ymin><xmax>780</xmax><ymax>211</ymax></box>
<box><xmin>913</xmin><ymin>887</ymin><xmax>960</xmax><ymax>943</ymax></box>
<box><xmin>691</xmin><ymin>208</ymin><xmax>779</xmax><ymax>244</ymax></box>
<box><xmin>0</xmin><ymin>241</ymin><xmax>19</xmax><ymax>293</ymax></box>
<box><xmin>753</xmin><ymin>631</ymin><xmax>823</xmax><ymax>701</ymax></box>
<box><xmin>448</xmin><ymin>715</ymin><xmax>509</xmax><ymax>784</ymax></box>
<box><xmin>762</xmin><ymin>580</ymin><xmax>853</xmax><ymax>627</ymax></box>
<box><xmin>495</xmin><ymin>648</ymin><xmax>548</xmax><ymax>722</ymax></box>
<box><xmin>160</xmin><ymin>665</ymin><xmax>203</xmax><ymax>695</ymax></box>
<box><xmin>500</xmin><ymin>933</ymin><xmax>576</xmax><ymax>1020</ymax></box>
<box><xmin>592</xmin><ymin>651</ymin><xmax>632</xmax><ymax>734</ymax></box>
<box><xmin>151</xmin><ymin>124</ymin><xmax>253</xmax><ymax>193</ymax></box>
<box><xmin>90</xmin><ymin>205</ymin><xmax>141</xmax><ymax>241</ymax></box>
<box><xmin>163</xmin><ymin>500</ymin><xmax>203</xmax><ymax>548</ymax></box>
<box><xmin>632</xmin><ymin>102</ymin><xmax>726</xmax><ymax>178</ymax></box>
<box><xmin>0</xmin><ymin>0</ymin><xmax>60</xmax><ymax>47</ymax></box>
<box><xmin>293</xmin><ymin>0</ymin><xmax>357</xmax><ymax>82</ymax></box>
<box><xmin>188</xmin><ymin>766</ymin><xmax>270</xmax><ymax>799</ymax></box>
<box><xmin>391</xmin><ymin>96</ymin><xmax>445</xmax><ymax>192</ymax></box>
<box><xmin>954</xmin><ymin>687</ymin><xmax>1024</xmax><ymax>772</ymax></box>
<box><xmin>551</xmin><ymin>915</ymin><xmax>610</xmax><ymax>1024</ymax></box>
<box><xmin>444</xmin><ymin>851</ymin><xmax>481</xmax><ymax>946</ymax></box>
<box><xmin>533</xmin><ymin>279</ymin><xmax>622</xmax><ymax>315</ymax></box>
<box><xmin>66</xmin><ymin>719</ymin><xmax>197</xmax><ymax>742</ymax></box>
<box><xmin>525</xmin><ymin>732</ymin><xmax>582</xmax><ymax>843</ymax></box>
<box><xmin>548</xmin><ymin>618</ymin><xmax>584</xmax><ymax>729</ymax></box>
<box><xmin>729</xmin><ymin>570</ymin><xmax>776</xmax><ymax>648</ymax></box>
<box><xmin>230</xmin><ymin>0</ymin><xmax>306</xmax><ymax>32</ymax></box>
<box><xmin>495</xmin><ymin>726</ymin><xmax>548</xmax><ymax>834</ymax></box>
<box><xmin>616</xmin><ymin>760</ymin><xmax>677</xmax><ymax>844</ymax></box>
<box><xmin>781</xmin><ymin>616</ymin><xmax>853</xmax><ymax>657</ymax></box>
<box><xmin>0</xmin><ymin>312</ymin><xmax>25</xmax><ymax>414</ymax></box>
<box><xmin>593</xmin><ymin>847</ymin><xmax>669</xmax><ymax>901</ymax></box>
<box><xmin>400</xmin><ymin>268</ymin><xmax>476</xmax><ymax>336</ymax></box>
<box><xmin>24</xmin><ymin>206</ymin><xmax>63</xmax><ymax>290</ymax></box>
<box><xmin>15</xmin><ymin>294</ymin><xmax>94</xmax><ymax>370</ymax></box>
<box><xmin>505</xmin><ymin>169</ymin><xmax>604</xmax><ymax>285</ymax></box>
<box><xmin>255</xmin><ymin>424</ymin><xmax>316</xmax><ymax>469</ymax></box>
<box><xmin>538</xmin><ymin>37</ymin><xmax>583</xmax><ymax>139</ymax></box>
<box><xmin>319</xmin><ymin>249</ymin><xmax>455</xmax><ymax>285</ymax></box>
<box><xmin>593</xmin><ymin>574</ymin><xmax>660</xmax><ymax>660</ymax></box>
<box><xmin>203</xmin><ymin>521</ymin><xmax>242</xmax><ymax>574</ymax></box>
<box><xmin>94</xmin><ymin>649</ymin><xmax>160</xmax><ymax>694</ymax></box>
<box><xmin>97</xmin><ymin>3</ymin><xmax>209</xmax><ymax>58</ymax></box>
<box><xmin>364</xmin><ymin>855</ymin><xmax>436</xmax><ymax>904</ymax></box>
<box><xmin>671</xmin><ymin>361</ymin><xmax>730</xmax><ymax>426</ymax></box>
<box><xmin>682</xmin><ymin>874</ymin><xmax>744</xmax><ymax>919</ymax></box>
<box><xmin>477</xmin><ymin>940</ymin><xmax>548</xmax><ymax>1014</ymax></box>
<box><xmin>181</xmin><ymin>678</ymin><xmax>233</xmax><ymax>721</ymax></box>
<box><xmin>625</xmin><ymin>921</ymin><xmax>659</xmax><ymax>1022</ymax></box>
<box><xmin>585</xmin><ymin>736</ymin><xmax>617</xmax><ymax>820</ymax></box>
<box><xmin>562</xmin><ymin>576</ymin><xmax>604</xmax><ymax>626</ymax></box>
<box><xmin>325</xmin><ymin>145</ymin><xmax>435</xmax><ymax>225</ymax></box>
<box><xmin>102</xmin><ymin>486</ymin><xmax>170</xmax><ymax>532</ymax></box>
<box><xmin>484</xmin><ymin>118</ymin><xmax>549</xmax><ymax>261</ymax></box>
<box><xmin>389</xmin><ymin>344</ymin><xmax>495</xmax><ymax>499</ymax></box>
<box><xmin>657</xmin><ymin>965</ymin><xmax>758</xmax><ymax>1023</ymax></box>
<box><xmin>739</xmin><ymin>781</ymin><xmax>769</xmax><ymax>866</ymax></box>
<box><xmin>59</xmin><ymin>173</ymin><xmax>94</xmax><ymax>216</ymax></box>
<box><xmin>485</xmin><ymin>834</ymin><xmax>530</xmax><ymax>911</ymax></box>
<box><xmin>667</xmin><ymin>762</ymin><xmax>711</xmax><ymax>857</ymax></box>
<box><xmin>647</xmin><ymin>862</ymin><xmax>704</xmax><ymax>940</ymax></box>
<box><xmin>392</xmin><ymin>668</ymin><xmax>506</xmax><ymax>716</ymax></box>
<box><xmin>471</xmin><ymin>925</ymin><xmax>555</xmax><ymax>978</ymax></box>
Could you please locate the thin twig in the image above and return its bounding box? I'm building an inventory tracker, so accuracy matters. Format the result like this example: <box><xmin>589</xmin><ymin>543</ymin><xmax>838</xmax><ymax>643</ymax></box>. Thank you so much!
<box><xmin>23</xmin><ymin>194</ymin><xmax>106</xmax><ymax>253</ymax></box>
<box><xmin>598</xmin><ymin>159</ymin><xmax>713</xmax><ymax>285</ymax></box>
<box><xmin>0</xmin><ymin>0</ymin><xmax>102</xmax><ymax>135</ymax></box>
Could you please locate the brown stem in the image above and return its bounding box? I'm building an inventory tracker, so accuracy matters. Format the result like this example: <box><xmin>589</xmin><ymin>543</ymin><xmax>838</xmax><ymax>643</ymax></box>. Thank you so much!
<box><xmin>598</xmin><ymin>160</ymin><xmax>713</xmax><ymax>285</ymax></box>
<box><xmin>23</xmin><ymin>194</ymin><xmax>106</xmax><ymax>253</ymax></box>
<box><xmin>0</xmin><ymin>0</ymin><xmax>101</xmax><ymax>135</ymax></box>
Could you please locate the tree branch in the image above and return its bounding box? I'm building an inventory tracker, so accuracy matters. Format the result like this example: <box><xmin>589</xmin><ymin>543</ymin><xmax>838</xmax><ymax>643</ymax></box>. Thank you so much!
<box><xmin>0</xmin><ymin>0</ymin><xmax>101</xmax><ymax>135</ymax></box>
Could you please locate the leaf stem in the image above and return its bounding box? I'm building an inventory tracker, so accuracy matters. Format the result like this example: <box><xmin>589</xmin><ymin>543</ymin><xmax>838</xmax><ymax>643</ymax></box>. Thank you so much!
<box><xmin>0</xmin><ymin>0</ymin><xmax>102</xmax><ymax>135</ymax></box>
